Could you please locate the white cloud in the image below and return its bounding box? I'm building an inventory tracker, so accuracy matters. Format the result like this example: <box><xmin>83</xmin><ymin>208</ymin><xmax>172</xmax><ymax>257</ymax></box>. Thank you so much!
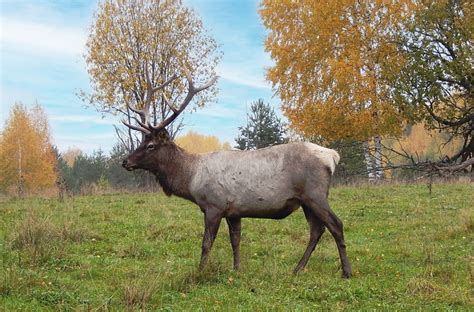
<box><xmin>0</xmin><ymin>17</ymin><xmax>86</xmax><ymax>58</ymax></box>
<box><xmin>193</xmin><ymin>105</ymin><xmax>243</xmax><ymax>118</ymax></box>
<box><xmin>219</xmin><ymin>70</ymin><xmax>270</xmax><ymax>90</ymax></box>
<box><xmin>54</xmin><ymin>132</ymin><xmax>116</xmax><ymax>154</ymax></box>
<box><xmin>54</xmin><ymin>139</ymin><xmax>110</xmax><ymax>154</ymax></box>
<box><xmin>49</xmin><ymin>114</ymin><xmax>116</xmax><ymax>125</ymax></box>
<box><xmin>56</xmin><ymin>132</ymin><xmax>116</xmax><ymax>142</ymax></box>
<box><xmin>217</xmin><ymin>60</ymin><xmax>273</xmax><ymax>90</ymax></box>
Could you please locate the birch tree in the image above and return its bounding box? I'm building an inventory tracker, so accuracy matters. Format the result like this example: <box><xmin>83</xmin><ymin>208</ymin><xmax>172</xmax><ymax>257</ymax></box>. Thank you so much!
<box><xmin>0</xmin><ymin>103</ymin><xmax>57</xmax><ymax>195</ymax></box>
<box><xmin>260</xmin><ymin>0</ymin><xmax>411</xmax><ymax>181</ymax></box>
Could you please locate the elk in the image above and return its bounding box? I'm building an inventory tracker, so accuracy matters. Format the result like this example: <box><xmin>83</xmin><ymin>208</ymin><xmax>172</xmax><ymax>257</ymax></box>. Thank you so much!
<box><xmin>121</xmin><ymin>68</ymin><xmax>352</xmax><ymax>278</ymax></box>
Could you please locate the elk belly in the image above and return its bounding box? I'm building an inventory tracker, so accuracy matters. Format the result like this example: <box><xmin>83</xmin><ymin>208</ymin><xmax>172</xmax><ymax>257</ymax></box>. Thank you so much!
<box><xmin>233</xmin><ymin>198</ymin><xmax>301</xmax><ymax>219</ymax></box>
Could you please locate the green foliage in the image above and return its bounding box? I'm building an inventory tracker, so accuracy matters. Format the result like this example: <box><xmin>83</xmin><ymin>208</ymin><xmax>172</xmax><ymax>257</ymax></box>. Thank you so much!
<box><xmin>54</xmin><ymin>145</ymin><xmax>152</xmax><ymax>194</ymax></box>
<box><xmin>235</xmin><ymin>99</ymin><xmax>287</xmax><ymax>150</ymax></box>
<box><xmin>330</xmin><ymin>140</ymin><xmax>367</xmax><ymax>183</ymax></box>
<box><xmin>307</xmin><ymin>137</ymin><xmax>366</xmax><ymax>183</ymax></box>
<box><xmin>388</xmin><ymin>0</ymin><xmax>473</xmax><ymax>161</ymax></box>
<box><xmin>0</xmin><ymin>184</ymin><xmax>472</xmax><ymax>310</ymax></box>
<box><xmin>67</xmin><ymin>150</ymin><xmax>107</xmax><ymax>193</ymax></box>
<box><xmin>53</xmin><ymin>140</ymin><xmax>246</xmax><ymax>194</ymax></box>
<box><xmin>52</xmin><ymin>145</ymin><xmax>69</xmax><ymax>179</ymax></box>
<box><xmin>96</xmin><ymin>175</ymin><xmax>110</xmax><ymax>191</ymax></box>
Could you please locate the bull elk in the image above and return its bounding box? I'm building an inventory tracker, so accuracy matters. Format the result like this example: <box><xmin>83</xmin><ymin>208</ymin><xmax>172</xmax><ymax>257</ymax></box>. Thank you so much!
<box><xmin>121</xmin><ymin>68</ymin><xmax>352</xmax><ymax>278</ymax></box>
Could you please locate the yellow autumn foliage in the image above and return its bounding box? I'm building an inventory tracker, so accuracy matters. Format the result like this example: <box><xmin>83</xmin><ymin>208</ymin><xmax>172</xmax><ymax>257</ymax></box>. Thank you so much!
<box><xmin>85</xmin><ymin>0</ymin><xmax>220</xmax><ymax>136</ymax></box>
<box><xmin>62</xmin><ymin>147</ymin><xmax>82</xmax><ymax>166</ymax></box>
<box><xmin>175</xmin><ymin>131</ymin><xmax>231</xmax><ymax>154</ymax></box>
<box><xmin>0</xmin><ymin>103</ymin><xmax>57</xmax><ymax>194</ymax></box>
<box><xmin>386</xmin><ymin>124</ymin><xmax>463</xmax><ymax>163</ymax></box>
<box><xmin>260</xmin><ymin>0</ymin><xmax>413</xmax><ymax>142</ymax></box>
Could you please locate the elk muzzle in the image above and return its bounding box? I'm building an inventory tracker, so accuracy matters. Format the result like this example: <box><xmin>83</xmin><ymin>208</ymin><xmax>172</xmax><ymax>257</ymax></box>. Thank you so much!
<box><xmin>122</xmin><ymin>159</ymin><xmax>137</xmax><ymax>171</ymax></box>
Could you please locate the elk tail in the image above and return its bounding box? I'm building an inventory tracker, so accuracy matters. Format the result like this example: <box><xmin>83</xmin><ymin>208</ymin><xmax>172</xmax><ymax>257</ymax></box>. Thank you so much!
<box><xmin>329</xmin><ymin>149</ymin><xmax>340</xmax><ymax>175</ymax></box>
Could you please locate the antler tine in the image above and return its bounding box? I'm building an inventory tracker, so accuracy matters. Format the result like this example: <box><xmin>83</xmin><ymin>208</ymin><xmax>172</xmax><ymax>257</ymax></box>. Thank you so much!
<box><xmin>149</xmin><ymin>66</ymin><xmax>218</xmax><ymax>130</ymax></box>
<box><xmin>123</xmin><ymin>72</ymin><xmax>179</xmax><ymax>134</ymax></box>
<box><xmin>152</xmin><ymin>74</ymin><xmax>179</xmax><ymax>93</ymax></box>
<box><xmin>128</xmin><ymin>105</ymin><xmax>147</xmax><ymax>121</ymax></box>
<box><xmin>143</xmin><ymin>72</ymin><xmax>179</xmax><ymax>124</ymax></box>
<box><xmin>162</xmin><ymin>93</ymin><xmax>178</xmax><ymax>114</ymax></box>
<box><xmin>122</xmin><ymin>119</ymin><xmax>151</xmax><ymax>134</ymax></box>
<box><xmin>195</xmin><ymin>75</ymin><xmax>218</xmax><ymax>93</ymax></box>
<box><xmin>142</xmin><ymin>69</ymin><xmax>154</xmax><ymax>125</ymax></box>
<box><xmin>182</xmin><ymin>65</ymin><xmax>218</xmax><ymax>93</ymax></box>
<box><xmin>135</xmin><ymin>118</ymin><xmax>150</xmax><ymax>130</ymax></box>
<box><xmin>182</xmin><ymin>66</ymin><xmax>195</xmax><ymax>91</ymax></box>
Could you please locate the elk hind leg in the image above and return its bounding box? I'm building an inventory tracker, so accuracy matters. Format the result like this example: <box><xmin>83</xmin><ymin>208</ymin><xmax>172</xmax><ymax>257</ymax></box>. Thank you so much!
<box><xmin>302</xmin><ymin>196</ymin><xmax>352</xmax><ymax>278</ymax></box>
<box><xmin>294</xmin><ymin>205</ymin><xmax>326</xmax><ymax>274</ymax></box>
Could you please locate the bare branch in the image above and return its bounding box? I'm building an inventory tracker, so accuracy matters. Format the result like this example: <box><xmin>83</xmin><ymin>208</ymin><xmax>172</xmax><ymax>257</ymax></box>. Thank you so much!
<box><xmin>435</xmin><ymin>158</ymin><xmax>474</xmax><ymax>172</ymax></box>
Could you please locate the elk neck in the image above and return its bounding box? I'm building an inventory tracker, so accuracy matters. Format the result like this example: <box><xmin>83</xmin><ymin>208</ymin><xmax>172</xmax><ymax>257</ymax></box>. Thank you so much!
<box><xmin>150</xmin><ymin>142</ymin><xmax>198</xmax><ymax>202</ymax></box>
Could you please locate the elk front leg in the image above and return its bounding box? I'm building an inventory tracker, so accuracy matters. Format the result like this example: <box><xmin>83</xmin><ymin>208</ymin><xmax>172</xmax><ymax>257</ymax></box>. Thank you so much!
<box><xmin>226</xmin><ymin>217</ymin><xmax>241</xmax><ymax>270</ymax></box>
<box><xmin>199</xmin><ymin>208</ymin><xmax>223</xmax><ymax>271</ymax></box>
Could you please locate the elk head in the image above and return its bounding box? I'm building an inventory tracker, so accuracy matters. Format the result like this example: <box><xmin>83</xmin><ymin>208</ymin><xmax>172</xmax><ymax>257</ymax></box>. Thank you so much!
<box><xmin>121</xmin><ymin>67</ymin><xmax>217</xmax><ymax>171</ymax></box>
<box><xmin>121</xmin><ymin>128</ymin><xmax>172</xmax><ymax>171</ymax></box>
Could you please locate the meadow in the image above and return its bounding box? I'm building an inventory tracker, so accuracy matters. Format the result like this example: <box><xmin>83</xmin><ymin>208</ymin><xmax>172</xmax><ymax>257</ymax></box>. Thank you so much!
<box><xmin>0</xmin><ymin>183</ymin><xmax>472</xmax><ymax>311</ymax></box>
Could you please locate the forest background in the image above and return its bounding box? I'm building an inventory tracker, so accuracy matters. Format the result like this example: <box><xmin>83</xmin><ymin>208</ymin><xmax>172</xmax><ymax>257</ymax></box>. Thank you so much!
<box><xmin>0</xmin><ymin>0</ymin><xmax>472</xmax><ymax>197</ymax></box>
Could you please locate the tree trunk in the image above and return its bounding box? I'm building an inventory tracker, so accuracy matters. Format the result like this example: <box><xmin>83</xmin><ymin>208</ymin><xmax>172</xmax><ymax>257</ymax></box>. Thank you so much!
<box><xmin>374</xmin><ymin>135</ymin><xmax>384</xmax><ymax>180</ymax></box>
<box><xmin>363</xmin><ymin>140</ymin><xmax>376</xmax><ymax>182</ymax></box>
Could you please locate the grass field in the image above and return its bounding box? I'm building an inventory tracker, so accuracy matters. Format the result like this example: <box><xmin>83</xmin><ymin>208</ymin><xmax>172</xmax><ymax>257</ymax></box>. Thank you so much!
<box><xmin>0</xmin><ymin>183</ymin><xmax>472</xmax><ymax>311</ymax></box>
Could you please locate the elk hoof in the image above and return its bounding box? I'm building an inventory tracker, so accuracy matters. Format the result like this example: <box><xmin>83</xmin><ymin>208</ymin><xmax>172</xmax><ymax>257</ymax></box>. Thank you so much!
<box><xmin>342</xmin><ymin>271</ymin><xmax>352</xmax><ymax>279</ymax></box>
<box><xmin>293</xmin><ymin>267</ymin><xmax>303</xmax><ymax>275</ymax></box>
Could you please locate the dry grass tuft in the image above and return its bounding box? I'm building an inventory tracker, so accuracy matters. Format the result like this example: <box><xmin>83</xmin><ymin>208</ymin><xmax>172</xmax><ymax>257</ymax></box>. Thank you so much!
<box><xmin>0</xmin><ymin>266</ymin><xmax>21</xmax><ymax>296</ymax></box>
<box><xmin>9</xmin><ymin>214</ymin><xmax>92</xmax><ymax>263</ymax></box>
<box><xmin>122</xmin><ymin>280</ymin><xmax>156</xmax><ymax>309</ymax></box>
<box><xmin>58</xmin><ymin>221</ymin><xmax>91</xmax><ymax>242</ymax></box>
<box><xmin>406</xmin><ymin>277</ymin><xmax>443</xmax><ymax>296</ymax></box>
<box><xmin>10</xmin><ymin>215</ymin><xmax>56</xmax><ymax>261</ymax></box>
<box><xmin>459</xmin><ymin>209</ymin><xmax>473</xmax><ymax>233</ymax></box>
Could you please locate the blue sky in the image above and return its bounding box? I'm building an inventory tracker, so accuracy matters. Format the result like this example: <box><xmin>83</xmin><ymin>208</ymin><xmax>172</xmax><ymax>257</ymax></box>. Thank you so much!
<box><xmin>0</xmin><ymin>0</ymin><xmax>279</xmax><ymax>154</ymax></box>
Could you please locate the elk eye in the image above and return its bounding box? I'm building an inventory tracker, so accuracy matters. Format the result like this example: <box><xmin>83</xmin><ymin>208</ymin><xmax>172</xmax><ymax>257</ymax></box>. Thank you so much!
<box><xmin>146</xmin><ymin>143</ymin><xmax>155</xmax><ymax>150</ymax></box>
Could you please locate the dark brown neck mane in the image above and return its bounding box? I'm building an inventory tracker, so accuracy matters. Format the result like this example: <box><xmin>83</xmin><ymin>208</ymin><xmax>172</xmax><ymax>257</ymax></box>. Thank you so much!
<box><xmin>150</xmin><ymin>143</ymin><xmax>197</xmax><ymax>202</ymax></box>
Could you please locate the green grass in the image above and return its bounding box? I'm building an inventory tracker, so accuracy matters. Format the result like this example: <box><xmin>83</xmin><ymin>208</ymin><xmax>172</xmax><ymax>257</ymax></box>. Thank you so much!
<box><xmin>0</xmin><ymin>183</ymin><xmax>472</xmax><ymax>311</ymax></box>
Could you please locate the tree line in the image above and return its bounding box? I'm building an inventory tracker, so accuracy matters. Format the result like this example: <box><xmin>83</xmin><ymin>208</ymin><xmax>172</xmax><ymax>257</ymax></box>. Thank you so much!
<box><xmin>0</xmin><ymin>103</ymin><xmax>237</xmax><ymax>196</ymax></box>
<box><xmin>1</xmin><ymin>0</ymin><xmax>471</xmax><ymax>196</ymax></box>
<box><xmin>83</xmin><ymin>0</ymin><xmax>470</xmax><ymax>181</ymax></box>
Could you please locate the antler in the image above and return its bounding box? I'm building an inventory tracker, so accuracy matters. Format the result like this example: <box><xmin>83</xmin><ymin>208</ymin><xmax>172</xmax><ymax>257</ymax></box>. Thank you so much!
<box><xmin>122</xmin><ymin>67</ymin><xmax>217</xmax><ymax>134</ymax></box>
<box><xmin>150</xmin><ymin>67</ymin><xmax>218</xmax><ymax>130</ymax></box>
<box><xmin>122</xmin><ymin>71</ymin><xmax>178</xmax><ymax>134</ymax></box>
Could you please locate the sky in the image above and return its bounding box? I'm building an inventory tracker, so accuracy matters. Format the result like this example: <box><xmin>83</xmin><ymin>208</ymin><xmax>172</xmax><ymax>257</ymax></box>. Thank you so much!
<box><xmin>0</xmin><ymin>0</ymin><xmax>278</xmax><ymax>154</ymax></box>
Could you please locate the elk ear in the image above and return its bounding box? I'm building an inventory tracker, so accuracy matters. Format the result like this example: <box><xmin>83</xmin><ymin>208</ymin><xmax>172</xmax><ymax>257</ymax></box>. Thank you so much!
<box><xmin>153</xmin><ymin>128</ymin><xmax>170</xmax><ymax>142</ymax></box>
